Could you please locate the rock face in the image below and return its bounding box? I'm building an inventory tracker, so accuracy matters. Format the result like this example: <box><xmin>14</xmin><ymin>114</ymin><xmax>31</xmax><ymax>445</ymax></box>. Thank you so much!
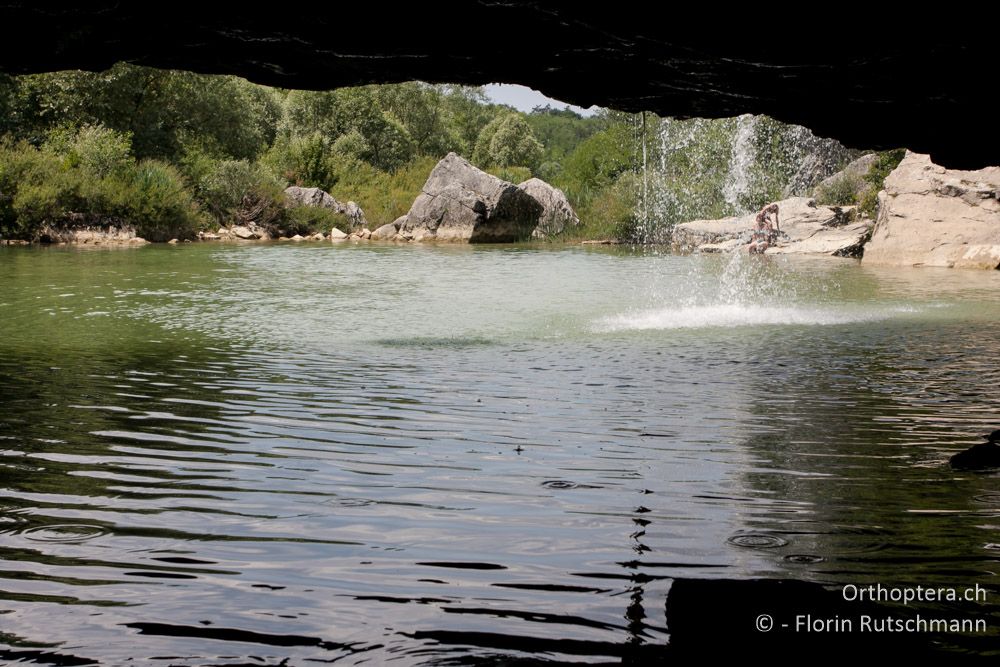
<box><xmin>517</xmin><ymin>178</ymin><xmax>580</xmax><ymax>237</ymax></box>
<box><xmin>3</xmin><ymin>6</ymin><xmax>998</xmax><ymax>169</ymax></box>
<box><xmin>862</xmin><ymin>152</ymin><xmax>1000</xmax><ymax>269</ymax></box>
<box><xmin>284</xmin><ymin>186</ymin><xmax>367</xmax><ymax>228</ymax></box>
<box><xmin>399</xmin><ymin>153</ymin><xmax>542</xmax><ymax>242</ymax></box>
<box><xmin>672</xmin><ymin>197</ymin><xmax>872</xmax><ymax>257</ymax></box>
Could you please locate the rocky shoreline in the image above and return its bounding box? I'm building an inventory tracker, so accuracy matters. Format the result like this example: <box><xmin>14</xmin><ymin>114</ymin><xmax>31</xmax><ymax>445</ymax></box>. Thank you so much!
<box><xmin>670</xmin><ymin>151</ymin><xmax>1000</xmax><ymax>269</ymax></box>
<box><xmin>4</xmin><ymin>152</ymin><xmax>581</xmax><ymax>248</ymax></box>
<box><xmin>6</xmin><ymin>151</ymin><xmax>998</xmax><ymax>270</ymax></box>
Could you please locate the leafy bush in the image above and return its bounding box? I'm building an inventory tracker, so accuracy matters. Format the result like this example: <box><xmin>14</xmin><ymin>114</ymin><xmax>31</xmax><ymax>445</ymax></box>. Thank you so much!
<box><xmin>815</xmin><ymin>171</ymin><xmax>865</xmax><ymax>206</ymax></box>
<box><xmin>562</xmin><ymin>174</ymin><xmax>639</xmax><ymax>242</ymax></box>
<box><xmin>43</xmin><ymin>124</ymin><xmax>134</xmax><ymax>178</ymax></box>
<box><xmin>331</xmin><ymin>129</ymin><xmax>370</xmax><ymax>164</ymax></box>
<box><xmin>858</xmin><ymin>149</ymin><xmax>906</xmax><ymax>218</ymax></box>
<box><xmin>558</xmin><ymin>124</ymin><xmax>636</xmax><ymax>203</ymax></box>
<box><xmin>0</xmin><ymin>140</ymin><xmax>203</xmax><ymax>240</ymax></box>
<box><xmin>197</xmin><ymin>159</ymin><xmax>285</xmax><ymax>228</ymax></box>
<box><xmin>262</xmin><ymin>133</ymin><xmax>338</xmax><ymax>189</ymax></box>
<box><xmin>327</xmin><ymin>155</ymin><xmax>437</xmax><ymax>228</ymax></box>
<box><xmin>117</xmin><ymin>160</ymin><xmax>205</xmax><ymax>241</ymax></box>
<box><xmin>1</xmin><ymin>143</ymin><xmax>60</xmax><ymax>236</ymax></box>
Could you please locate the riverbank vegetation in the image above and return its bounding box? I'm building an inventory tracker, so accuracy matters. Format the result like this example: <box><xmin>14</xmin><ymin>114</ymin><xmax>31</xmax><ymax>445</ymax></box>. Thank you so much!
<box><xmin>0</xmin><ymin>64</ymin><xmax>900</xmax><ymax>243</ymax></box>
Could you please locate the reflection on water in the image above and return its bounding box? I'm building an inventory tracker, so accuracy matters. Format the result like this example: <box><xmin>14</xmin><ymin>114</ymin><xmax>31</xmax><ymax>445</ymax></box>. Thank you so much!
<box><xmin>0</xmin><ymin>243</ymin><xmax>998</xmax><ymax>663</ymax></box>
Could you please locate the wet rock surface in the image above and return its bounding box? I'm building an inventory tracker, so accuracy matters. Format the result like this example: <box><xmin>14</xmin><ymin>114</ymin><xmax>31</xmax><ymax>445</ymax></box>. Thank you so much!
<box><xmin>673</xmin><ymin>197</ymin><xmax>872</xmax><ymax>258</ymax></box>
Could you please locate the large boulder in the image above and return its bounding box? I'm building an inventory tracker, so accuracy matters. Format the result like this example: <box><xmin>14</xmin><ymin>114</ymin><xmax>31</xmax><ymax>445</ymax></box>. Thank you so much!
<box><xmin>399</xmin><ymin>153</ymin><xmax>542</xmax><ymax>242</ymax></box>
<box><xmin>862</xmin><ymin>152</ymin><xmax>1000</xmax><ymax>269</ymax></box>
<box><xmin>517</xmin><ymin>178</ymin><xmax>580</xmax><ymax>237</ymax></box>
<box><xmin>284</xmin><ymin>186</ymin><xmax>367</xmax><ymax>228</ymax></box>
<box><xmin>672</xmin><ymin>197</ymin><xmax>872</xmax><ymax>257</ymax></box>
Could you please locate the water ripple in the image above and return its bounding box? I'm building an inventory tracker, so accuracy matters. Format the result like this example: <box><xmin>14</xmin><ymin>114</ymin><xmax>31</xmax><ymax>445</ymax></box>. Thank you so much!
<box><xmin>1</xmin><ymin>245</ymin><xmax>999</xmax><ymax>662</ymax></box>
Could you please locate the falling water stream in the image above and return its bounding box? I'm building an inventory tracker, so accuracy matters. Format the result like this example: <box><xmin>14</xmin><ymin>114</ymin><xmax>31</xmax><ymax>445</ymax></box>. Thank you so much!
<box><xmin>632</xmin><ymin>113</ymin><xmax>856</xmax><ymax>241</ymax></box>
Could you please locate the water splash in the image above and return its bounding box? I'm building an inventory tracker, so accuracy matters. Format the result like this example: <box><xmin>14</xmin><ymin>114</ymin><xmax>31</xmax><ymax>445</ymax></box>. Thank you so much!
<box><xmin>596</xmin><ymin>252</ymin><xmax>917</xmax><ymax>333</ymax></box>
<box><xmin>595</xmin><ymin>303</ymin><xmax>892</xmax><ymax>332</ymax></box>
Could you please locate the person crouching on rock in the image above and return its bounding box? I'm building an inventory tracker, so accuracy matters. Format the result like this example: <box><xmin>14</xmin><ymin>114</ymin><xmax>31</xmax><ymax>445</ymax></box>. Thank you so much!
<box><xmin>748</xmin><ymin>203</ymin><xmax>779</xmax><ymax>254</ymax></box>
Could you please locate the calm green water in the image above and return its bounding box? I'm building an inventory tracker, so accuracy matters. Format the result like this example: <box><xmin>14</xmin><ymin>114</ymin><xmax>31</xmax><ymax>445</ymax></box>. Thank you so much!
<box><xmin>1</xmin><ymin>242</ymin><xmax>999</xmax><ymax>663</ymax></box>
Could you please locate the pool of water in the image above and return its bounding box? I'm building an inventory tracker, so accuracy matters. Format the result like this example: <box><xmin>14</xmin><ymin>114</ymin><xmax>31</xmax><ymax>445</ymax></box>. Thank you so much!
<box><xmin>1</xmin><ymin>242</ymin><xmax>998</xmax><ymax>663</ymax></box>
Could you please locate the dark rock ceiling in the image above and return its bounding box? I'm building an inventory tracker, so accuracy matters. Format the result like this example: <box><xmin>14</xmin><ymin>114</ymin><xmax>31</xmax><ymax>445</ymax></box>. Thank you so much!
<box><xmin>1</xmin><ymin>3</ymin><xmax>997</xmax><ymax>169</ymax></box>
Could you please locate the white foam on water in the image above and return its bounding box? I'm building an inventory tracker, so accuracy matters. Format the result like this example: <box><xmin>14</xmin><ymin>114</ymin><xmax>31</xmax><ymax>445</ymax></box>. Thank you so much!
<box><xmin>595</xmin><ymin>303</ymin><xmax>913</xmax><ymax>332</ymax></box>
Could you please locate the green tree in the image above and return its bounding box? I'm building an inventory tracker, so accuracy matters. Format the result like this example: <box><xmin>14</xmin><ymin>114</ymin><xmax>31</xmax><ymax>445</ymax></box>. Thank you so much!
<box><xmin>282</xmin><ymin>86</ymin><xmax>414</xmax><ymax>171</ymax></box>
<box><xmin>283</xmin><ymin>89</ymin><xmax>338</xmax><ymax>138</ymax></box>
<box><xmin>526</xmin><ymin>105</ymin><xmax>602</xmax><ymax>180</ymax></box>
<box><xmin>376</xmin><ymin>82</ymin><xmax>457</xmax><ymax>157</ymax></box>
<box><xmin>439</xmin><ymin>85</ymin><xmax>501</xmax><ymax>156</ymax></box>
<box><xmin>262</xmin><ymin>132</ymin><xmax>339</xmax><ymax>188</ymax></box>
<box><xmin>0</xmin><ymin>74</ymin><xmax>16</xmax><ymax>137</ymax></box>
<box><xmin>472</xmin><ymin>113</ymin><xmax>543</xmax><ymax>171</ymax></box>
<box><xmin>559</xmin><ymin>123</ymin><xmax>637</xmax><ymax>198</ymax></box>
<box><xmin>11</xmin><ymin>64</ymin><xmax>281</xmax><ymax>162</ymax></box>
<box><xmin>43</xmin><ymin>125</ymin><xmax>134</xmax><ymax>178</ymax></box>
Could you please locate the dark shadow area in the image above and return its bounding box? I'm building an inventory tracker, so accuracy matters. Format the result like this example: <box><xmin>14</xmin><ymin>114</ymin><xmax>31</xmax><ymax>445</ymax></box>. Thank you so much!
<box><xmin>0</xmin><ymin>4</ymin><xmax>997</xmax><ymax>167</ymax></box>
<box><xmin>666</xmin><ymin>578</ymin><xmax>996</xmax><ymax>659</ymax></box>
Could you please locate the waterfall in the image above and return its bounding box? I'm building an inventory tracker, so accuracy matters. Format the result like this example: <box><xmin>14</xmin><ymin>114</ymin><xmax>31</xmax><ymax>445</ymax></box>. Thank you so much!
<box><xmin>631</xmin><ymin>114</ymin><xmax>858</xmax><ymax>243</ymax></box>
<box><xmin>722</xmin><ymin>114</ymin><xmax>757</xmax><ymax>214</ymax></box>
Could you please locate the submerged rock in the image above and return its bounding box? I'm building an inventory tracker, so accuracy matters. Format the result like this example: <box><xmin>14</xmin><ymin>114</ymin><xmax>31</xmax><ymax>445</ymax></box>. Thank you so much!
<box><xmin>518</xmin><ymin>178</ymin><xmax>580</xmax><ymax>237</ymax></box>
<box><xmin>284</xmin><ymin>186</ymin><xmax>367</xmax><ymax>228</ymax></box>
<box><xmin>950</xmin><ymin>443</ymin><xmax>1000</xmax><ymax>470</ymax></box>
<box><xmin>399</xmin><ymin>153</ymin><xmax>542</xmax><ymax>242</ymax></box>
<box><xmin>672</xmin><ymin>197</ymin><xmax>872</xmax><ymax>257</ymax></box>
<box><xmin>862</xmin><ymin>152</ymin><xmax>1000</xmax><ymax>269</ymax></box>
<box><xmin>950</xmin><ymin>430</ymin><xmax>1000</xmax><ymax>470</ymax></box>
